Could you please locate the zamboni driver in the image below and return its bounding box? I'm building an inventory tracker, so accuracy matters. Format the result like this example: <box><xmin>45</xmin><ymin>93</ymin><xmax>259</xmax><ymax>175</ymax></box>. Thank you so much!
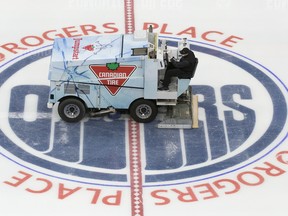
<box><xmin>158</xmin><ymin>47</ymin><xmax>196</xmax><ymax>91</ymax></box>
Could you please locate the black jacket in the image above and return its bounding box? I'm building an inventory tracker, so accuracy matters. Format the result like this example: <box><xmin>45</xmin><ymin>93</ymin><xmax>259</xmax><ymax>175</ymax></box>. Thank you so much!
<box><xmin>171</xmin><ymin>50</ymin><xmax>196</xmax><ymax>73</ymax></box>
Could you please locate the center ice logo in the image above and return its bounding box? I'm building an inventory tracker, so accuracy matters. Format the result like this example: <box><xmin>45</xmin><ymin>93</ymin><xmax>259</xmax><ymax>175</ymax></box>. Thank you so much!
<box><xmin>0</xmin><ymin>37</ymin><xmax>287</xmax><ymax>186</ymax></box>
<box><xmin>89</xmin><ymin>63</ymin><xmax>137</xmax><ymax>95</ymax></box>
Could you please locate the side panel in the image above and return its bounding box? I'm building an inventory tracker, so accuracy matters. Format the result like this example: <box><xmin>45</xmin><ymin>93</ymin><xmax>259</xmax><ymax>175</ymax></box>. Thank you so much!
<box><xmin>48</xmin><ymin>80</ymin><xmax>98</xmax><ymax>108</ymax></box>
<box><xmin>49</xmin><ymin>60</ymin><xmax>145</xmax><ymax>110</ymax></box>
<box><xmin>144</xmin><ymin>59</ymin><xmax>158</xmax><ymax>99</ymax></box>
<box><xmin>96</xmin><ymin>60</ymin><xmax>145</xmax><ymax>109</ymax></box>
<box><xmin>99</xmin><ymin>86</ymin><xmax>144</xmax><ymax>109</ymax></box>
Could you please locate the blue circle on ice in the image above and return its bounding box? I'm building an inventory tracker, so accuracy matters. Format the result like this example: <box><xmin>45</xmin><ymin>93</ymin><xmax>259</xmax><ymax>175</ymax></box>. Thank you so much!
<box><xmin>0</xmin><ymin>37</ymin><xmax>287</xmax><ymax>187</ymax></box>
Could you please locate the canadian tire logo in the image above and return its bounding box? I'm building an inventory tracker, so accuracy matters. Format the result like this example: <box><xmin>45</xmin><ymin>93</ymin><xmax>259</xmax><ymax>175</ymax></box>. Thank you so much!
<box><xmin>89</xmin><ymin>64</ymin><xmax>137</xmax><ymax>96</ymax></box>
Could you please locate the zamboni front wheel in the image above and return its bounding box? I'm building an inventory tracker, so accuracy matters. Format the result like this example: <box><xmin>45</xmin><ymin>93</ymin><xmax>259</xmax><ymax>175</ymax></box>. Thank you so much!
<box><xmin>129</xmin><ymin>99</ymin><xmax>158</xmax><ymax>123</ymax></box>
<box><xmin>58</xmin><ymin>98</ymin><xmax>86</xmax><ymax>123</ymax></box>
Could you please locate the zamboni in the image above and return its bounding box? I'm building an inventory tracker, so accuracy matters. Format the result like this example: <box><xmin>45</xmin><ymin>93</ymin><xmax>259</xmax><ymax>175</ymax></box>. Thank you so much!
<box><xmin>47</xmin><ymin>28</ymin><xmax>199</xmax><ymax>128</ymax></box>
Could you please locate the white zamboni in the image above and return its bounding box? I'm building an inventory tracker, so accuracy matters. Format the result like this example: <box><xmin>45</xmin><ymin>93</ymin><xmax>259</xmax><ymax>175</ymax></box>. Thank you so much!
<box><xmin>47</xmin><ymin>28</ymin><xmax>199</xmax><ymax>129</ymax></box>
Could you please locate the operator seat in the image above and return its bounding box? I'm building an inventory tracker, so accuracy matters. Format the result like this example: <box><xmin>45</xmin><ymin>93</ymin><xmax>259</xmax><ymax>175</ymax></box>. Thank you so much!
<box><xmin>190</xmin><ymin>58</ymin><xmax>198</xmax><ymax>78</ymax></box>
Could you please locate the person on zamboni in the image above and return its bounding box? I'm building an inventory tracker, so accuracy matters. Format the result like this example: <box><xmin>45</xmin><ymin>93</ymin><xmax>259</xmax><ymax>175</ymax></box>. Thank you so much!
<box><xmin>158</xmin><ymin>47</ymin><xmax>196</xmax><ymax>91</ymax></box>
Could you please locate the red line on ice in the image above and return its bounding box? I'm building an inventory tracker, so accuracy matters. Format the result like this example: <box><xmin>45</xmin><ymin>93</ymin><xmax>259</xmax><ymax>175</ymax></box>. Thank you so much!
<box><xmin>124</xmin><ymin>2</ymin><xmax>144</xmax><ymax>215</ymax></box>
<box><xmin>128</xmin><ymin>119</ymin><xmax>144</xmax><ymax>216</ymax></box>
<box><xmin>124</xmin><ymin>0</ymin><xmax>135</xmax><ymax>34</ymax></box>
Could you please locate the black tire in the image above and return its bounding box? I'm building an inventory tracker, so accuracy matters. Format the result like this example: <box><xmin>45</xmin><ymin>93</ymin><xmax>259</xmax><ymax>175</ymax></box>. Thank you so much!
<box><xmin>129</xmin><ymin>99</ymin><xmax>158</xmax><ymax>123</ymax></box>
<box><xmin>58</xmin><ymin>98</ymin><xmax>86</xmax><ymax>123</ymax></box>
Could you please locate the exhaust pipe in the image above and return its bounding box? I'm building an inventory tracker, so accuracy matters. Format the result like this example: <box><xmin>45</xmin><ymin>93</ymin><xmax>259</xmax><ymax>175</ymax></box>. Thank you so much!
<box><xmin>89</xmin><ymin>107</ymin><xmax>116</xmax><ymax>117</ymax></box>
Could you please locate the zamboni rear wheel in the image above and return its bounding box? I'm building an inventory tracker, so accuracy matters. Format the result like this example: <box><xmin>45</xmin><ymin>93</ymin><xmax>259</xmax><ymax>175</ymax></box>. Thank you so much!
<box><xmin>58</xmin><ymin>98</ymin><xmax>86</xmax><ymax>123</ymax></box>
<box><xmin>129</xmin><ymin>99</ymin><xmax>158</xmax><ymax>123</ymax></box>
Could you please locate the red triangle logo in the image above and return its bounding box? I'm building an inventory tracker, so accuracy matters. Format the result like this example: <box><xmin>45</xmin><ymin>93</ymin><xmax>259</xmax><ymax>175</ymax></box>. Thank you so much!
<box><xmin>89</xmin><ymin>64</ymin><xmax>137</xmax><ymax>96</ymax></box>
